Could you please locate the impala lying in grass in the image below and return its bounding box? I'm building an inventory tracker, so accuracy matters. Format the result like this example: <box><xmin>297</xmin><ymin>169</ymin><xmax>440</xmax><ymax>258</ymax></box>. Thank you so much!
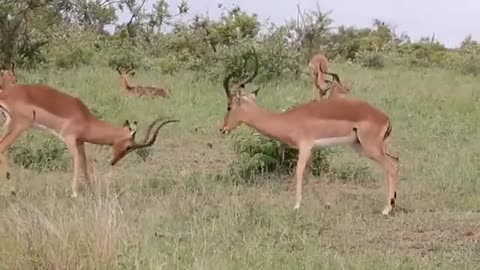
<box><xmin>116</xmin><ymin>64</ymin><xmax>171</xmax><ymax>98</ymax></box>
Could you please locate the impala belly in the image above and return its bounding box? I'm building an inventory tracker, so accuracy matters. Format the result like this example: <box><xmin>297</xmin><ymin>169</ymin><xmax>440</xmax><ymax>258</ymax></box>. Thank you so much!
<box><xmin>304</xmin><ymin>119</ymin><xmax>358</xmax><ymax>148</ymax></box>
<box><xmin>312</xmin><ymin>134</ymin><xmax>357</xmax><ymax>148</ymax></box>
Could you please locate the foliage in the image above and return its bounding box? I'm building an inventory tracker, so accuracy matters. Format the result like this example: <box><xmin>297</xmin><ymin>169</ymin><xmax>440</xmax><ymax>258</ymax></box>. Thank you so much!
<box><xmin>227</xmin><ymin>131</ymin><xmax>332</xmax><ymax>182</ymax></box>
<box><xmin>355</xmin><ymin>50</ymin><xmax>385</xmax><ymax>69</ymax></box>
<box><xmin>1</xmin><ymin>0</ymin><xmax>479</xmax><ymax>80</ymax></box>
<box><xmin>8</xmin><ymin>134</ymin><xmax>68</xmax><ymax>172</ymax></box>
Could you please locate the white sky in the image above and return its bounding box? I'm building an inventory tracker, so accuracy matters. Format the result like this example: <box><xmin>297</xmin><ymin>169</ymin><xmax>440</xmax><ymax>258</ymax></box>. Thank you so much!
<box><xmin>117</xmin><ymin>0</ymin><xmax>480</xmax><ymax>48</ymax></box>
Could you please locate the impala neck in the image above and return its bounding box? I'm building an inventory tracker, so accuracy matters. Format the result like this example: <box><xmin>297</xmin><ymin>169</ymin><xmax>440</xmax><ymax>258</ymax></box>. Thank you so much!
<box><xmin>83</xmin><ymin>118</ymin><xmax>128</xmax><ymax>145</ymax></box>
<box><xmin>239</xmin><ymin>103</ymin><xmax>292</xmax><ymax>144</ymax></box>
<box><xmin>121</xmin><ymin>77</ymin><xmax>135</xmax><ymax>91</ymax></box>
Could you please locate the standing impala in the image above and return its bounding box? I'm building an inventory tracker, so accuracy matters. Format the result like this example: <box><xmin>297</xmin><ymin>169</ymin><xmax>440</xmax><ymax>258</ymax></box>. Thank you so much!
<box><xmin>0</xmin><ymin>83</ymin><xmax>179</xmax><ymax>197</ymax></box>
<box><xmin>220</xmin><ymin>48</ymin><xmax>399</xmax><ymax>215</ymax></box>
<box><xmin>116</xmin><ymin>64</ymin><xmax>171</xmax><ymax>98</ymax></box>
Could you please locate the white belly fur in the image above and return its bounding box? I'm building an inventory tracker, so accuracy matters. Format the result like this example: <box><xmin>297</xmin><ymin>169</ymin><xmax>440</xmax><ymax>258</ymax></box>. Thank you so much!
<box><xmin>32</xmin><ymin>123</ymin><xmax>63</xmax><ymax>140</ymax></box>
<box><xmin>313</xmin><ymin>135</ymin><xmax>357</xmax><ymax>148</ymax></box>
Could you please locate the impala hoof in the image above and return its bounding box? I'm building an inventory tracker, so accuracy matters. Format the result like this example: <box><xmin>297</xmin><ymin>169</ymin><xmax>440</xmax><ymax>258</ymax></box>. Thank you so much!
<box><xmin>325</xmin><ymin>202</ymin><xmax>331</xmax><ymax>209</ymax></box>
<box><xmin>382</xmin><ymin>205</ymin><xmax>394</xmax><ymax>216</ymax></box>
<box><xmin>293</xmin><ymin>202</ymin><xmax>301</xmax><ymax>210</ymax></box>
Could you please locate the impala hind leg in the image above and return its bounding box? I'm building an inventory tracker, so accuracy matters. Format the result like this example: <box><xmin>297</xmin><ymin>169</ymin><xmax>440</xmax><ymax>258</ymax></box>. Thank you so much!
<box><xmin>294</xmin><ymin>145</ymin><xmax>312</xmax><ymax>209</ymax></box>
<box><xmin>65</xmin><ymin>138</ymin><xmax>90</xmax><ymax>198</ymax></box>
<box><xmin>355</xmin><ymin>128</ymin><xmax>399</xmax><ymax>216</ymax></box>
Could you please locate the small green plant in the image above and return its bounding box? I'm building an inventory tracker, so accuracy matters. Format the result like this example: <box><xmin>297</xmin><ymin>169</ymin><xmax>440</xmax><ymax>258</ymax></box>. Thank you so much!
<box><xmin>331</xmin><ymin>161</ymin><xmax>373</xmax><ymax>183</ymax></box>
<box><xmin>135</xmin><ymin>148</ymin><xmax>152</xmax><ymax>162</ymax></box>
<box><xmin>227</xmin><ymin>131</ymin><xmax>332</xmax><ymax>182</ymax></box>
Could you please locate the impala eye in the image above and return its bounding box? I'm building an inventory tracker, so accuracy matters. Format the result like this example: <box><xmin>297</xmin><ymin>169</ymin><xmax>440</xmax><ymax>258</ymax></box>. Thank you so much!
<box><xmin>227</xmin><ymin>106</ymin><xmax>231</xmax><ymax>111</ymax></box>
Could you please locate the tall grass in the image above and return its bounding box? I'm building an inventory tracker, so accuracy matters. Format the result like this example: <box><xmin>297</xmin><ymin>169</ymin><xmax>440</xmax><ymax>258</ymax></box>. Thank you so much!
<box><xmin>0</xmin><ymin>64</ymin><xmax>479</xmax><ymax>269</ymax></box>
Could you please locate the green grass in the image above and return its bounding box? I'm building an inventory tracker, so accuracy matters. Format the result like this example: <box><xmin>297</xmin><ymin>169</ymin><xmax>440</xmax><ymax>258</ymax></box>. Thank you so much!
<box><xmin>0</xmin><ymin>64</ymin><xmax>479</xmax><ymax>269</ymax></box>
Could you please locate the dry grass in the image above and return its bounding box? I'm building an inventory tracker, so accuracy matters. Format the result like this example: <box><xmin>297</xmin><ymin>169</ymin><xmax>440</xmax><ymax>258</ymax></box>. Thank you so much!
<box><xmin>0</xmin><ymin>64</ymin><xmax>479</xmax><ymax>269</ymax></box>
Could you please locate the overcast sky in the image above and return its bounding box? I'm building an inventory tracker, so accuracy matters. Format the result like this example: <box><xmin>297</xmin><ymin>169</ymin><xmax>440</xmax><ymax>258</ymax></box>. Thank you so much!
<box><xmin>118</xmin><ymin>0</ymin><xmax>480</xmax><ymax>48</ymax></box>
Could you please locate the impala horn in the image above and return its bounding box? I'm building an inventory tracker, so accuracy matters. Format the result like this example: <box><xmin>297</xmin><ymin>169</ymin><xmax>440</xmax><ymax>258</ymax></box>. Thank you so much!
<box><xmin>130</xmin><ymin>119</ymin><xmax>179</xmax><ymax>151</ymax></box>
<box><xmin>110</xmin><ymin>118</ymin><xmax>179</xmax><ymax>166</ymax></box>
<box><xmin>126</xmin><ymin>63</ymin><xmax>135</xmax><ymax>74</ymax></box>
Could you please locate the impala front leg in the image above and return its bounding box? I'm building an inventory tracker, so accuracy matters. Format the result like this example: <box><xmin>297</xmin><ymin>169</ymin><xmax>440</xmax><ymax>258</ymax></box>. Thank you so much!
<box><xmin>310</xmin><ymin>71</ymin><xmax>320</xmax><ymax>101</ymax></box>
<box><xmin>0</xmin><ymin>123</ymin><xmax>30</xmax><ymax>195</ymax></box>
<box><xmin>65</xmin><ymin>138</ymin><xmax>89</xmax><ymax>198</ymax></box>
<box><xmin>294</xmin><ymin>145</ymin><xmax>312</xmax><ymax>210</ymax></box>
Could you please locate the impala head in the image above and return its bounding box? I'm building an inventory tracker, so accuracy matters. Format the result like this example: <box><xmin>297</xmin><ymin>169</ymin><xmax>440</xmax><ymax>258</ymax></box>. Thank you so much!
<box><xmin>324</xmin><ymin>73</ymin><xmax>352</xmax><ymax>98</ymax></box>
<box><xmin>116</xmin><ymin>63</ymin><xmax>135</xmax><ymax>80</ymax></box>
<box><xmin>220</xmin><ymin>48</ymin><xmax>259</xmax><ymax>134</ymax></box>
<box><xmin>0</xmin><ymin>62</ymin><xmax>17</xmax><ymax>87</ymax></box>
<box><xmin>110</xmin><ymin>118</ymin><xmax>180</xmax><ymax>165</ymax></box>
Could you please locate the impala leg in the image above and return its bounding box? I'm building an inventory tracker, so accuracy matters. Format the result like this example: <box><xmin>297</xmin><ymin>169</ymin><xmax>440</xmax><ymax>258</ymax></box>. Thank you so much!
<box><xmin>303</xmin><ymin>154</ymin><xmax>313</xmax><ymax>183</ymax></box>
<box><xmin>310</xmin><ymin>70</ymin><xmax>320</xmax><ymax>101</ymax></box>
<box><xmin>65</xmin><ymin>138</ymin><xmax>89</xmax><ymax>198</ymax></box>
<box><xmin>356</xmin><ymin>130</ymin><xmax>399</xmax><ymax>215</ymax></box>
<box><xmin>385</xmin><ymin>151</ymin><xmax>399</xmax><ymax>213</ymax></box>
<box><xmin>316</xmin><ymin>72</ymin><xmax>327</xmax><ymax>99</ymax></box>
<box><xmin>0</xmin><ymin>123</ymin><xmax>29</xmax><ymax>195</ymax></box>
<box><xmin>294</xmin><ymin>146</ymin><xmax>312</xmax><ymax>210</ymax></box>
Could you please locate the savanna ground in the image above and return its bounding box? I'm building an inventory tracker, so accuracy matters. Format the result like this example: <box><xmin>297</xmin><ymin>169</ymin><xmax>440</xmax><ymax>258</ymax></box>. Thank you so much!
<box><xmin>0</xmin><ymin>63</ymin><xmax>479</xmax><ymax>269</ymax></box>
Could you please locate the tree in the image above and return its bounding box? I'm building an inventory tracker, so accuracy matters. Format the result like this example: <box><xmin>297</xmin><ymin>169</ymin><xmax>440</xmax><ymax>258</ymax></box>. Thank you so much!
<box><xmin>0</xmin><ymin>0</ymin><xmax>55</xmax><ymax>65</ymax></box>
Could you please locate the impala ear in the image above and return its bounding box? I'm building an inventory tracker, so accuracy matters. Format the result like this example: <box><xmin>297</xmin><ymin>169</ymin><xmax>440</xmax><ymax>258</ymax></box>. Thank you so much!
<box><xmin>123</xmin><ymin>120</ymin><xmax>137</xmax><ymax>136</ymax></box>
<box><xmin>247</xmin><ymin>87</ymin><xmax>260</xmax><ymax>100</ymax></box>
<box><xmin>129</xmin><ymin>121</ymin><xmax>138</xmax><ymax>136</ymax></box>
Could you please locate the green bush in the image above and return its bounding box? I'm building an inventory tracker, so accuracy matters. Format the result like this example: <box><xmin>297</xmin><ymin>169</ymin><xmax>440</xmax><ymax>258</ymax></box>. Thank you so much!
<box><xmin>458</xmin><ymin>56</ymin><xmax>480</xmax><ymax>76</ymax></box>
<box><xmin>227</xmin><ymin>131</ymin><xmax>332</xmax><ymax>182</ymax></box>
<box><xmin>8</xmin><ymin>135</ymin><xmax>69</xmax><ymax>172</ymax></box>
<box><xmin>355</xmin><ymin>50</ymin><xmax>385</xmax><ymax>69</ymax></box>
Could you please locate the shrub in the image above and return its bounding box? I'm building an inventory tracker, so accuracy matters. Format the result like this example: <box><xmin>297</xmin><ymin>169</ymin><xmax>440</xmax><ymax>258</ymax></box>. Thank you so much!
<box><xmin>227</xmin><ymin>131</ymin><xmax>332</xmax><ymax>182</ymax></box>
<box><xmin>8</xmin><ymin>135</ymin><xmax>69</xmax><ymax>172</ymax></box>
<box><xmin>355</xmin><ymin>50</ymin><xmax>385</xmax><ymax>69</ymax></box>
<box><xmin>458</xmin><ymin>56</ymin><xmax>480</xmax><ymax>76</ymax></box>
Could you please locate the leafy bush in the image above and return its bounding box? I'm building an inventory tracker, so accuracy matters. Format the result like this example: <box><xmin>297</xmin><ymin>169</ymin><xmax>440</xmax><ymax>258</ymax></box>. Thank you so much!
<box><xmin>227</xmin><ymin>131</ymin><xmax>332</xmax><ymax>182</ymax></box>
<box><xmin>355</xmin><ymin>50</ymin><xmax>385</xmax><ymax>69</ymax></box>
<box><xmin>458</xmin><ymin>56</ymin><xmax>480</xmax><ymax>76</ymax></box>
<box><xmin>8</xmin><ymin>135</ymin><xmax>68</xmax><ymax>172</ymax></box>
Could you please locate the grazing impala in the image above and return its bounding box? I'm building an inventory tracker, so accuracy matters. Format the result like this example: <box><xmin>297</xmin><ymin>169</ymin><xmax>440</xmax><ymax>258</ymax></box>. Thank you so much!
<box><xmin>220</xmin><ymin>48</ymin><xmax>399</xmax><ymax>215</ymax></box>
<box><xmin>0</xmin><ymin>62</ymin><xmax>17</xmax><ymax>91</ymax></box>
<box><xmin>0</xmin><ymin>83</ymin><xmax>179</xmax><ymax>197</ymax></box>
<box><xmin>116</xmin><ymin>64</ymin><xmax>171</xmax><ymax>98</ymax></box>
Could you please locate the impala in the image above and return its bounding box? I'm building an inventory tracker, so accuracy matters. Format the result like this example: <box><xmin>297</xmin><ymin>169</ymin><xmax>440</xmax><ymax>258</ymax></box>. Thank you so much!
<box><xmin>220</xmin><ymin>48</ymin><xmax>399</xmax><ymax>215</ymax></box>
<box><xmin>308</xmin><ymin>53</ymin><xmax>331</xmax><ymax>100</ymax></box>
<box><xmin>0</xmin><ymin>83</ymin><xmax>179</xmax><ymax>197</ymax></box>
<box><xmin>116</xmin><ymin>64</ymin><xmax>171</xmax><ymax>98</ymax></box>
<box><xmin>0</xmin><ymin>62</ymin><xmax>17</xmax><ymax>91</ymax></box>
<box><xmin>320</xmin><ymin>73</ymin><xmax>352</xmax><ymax>99</ymax></box>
